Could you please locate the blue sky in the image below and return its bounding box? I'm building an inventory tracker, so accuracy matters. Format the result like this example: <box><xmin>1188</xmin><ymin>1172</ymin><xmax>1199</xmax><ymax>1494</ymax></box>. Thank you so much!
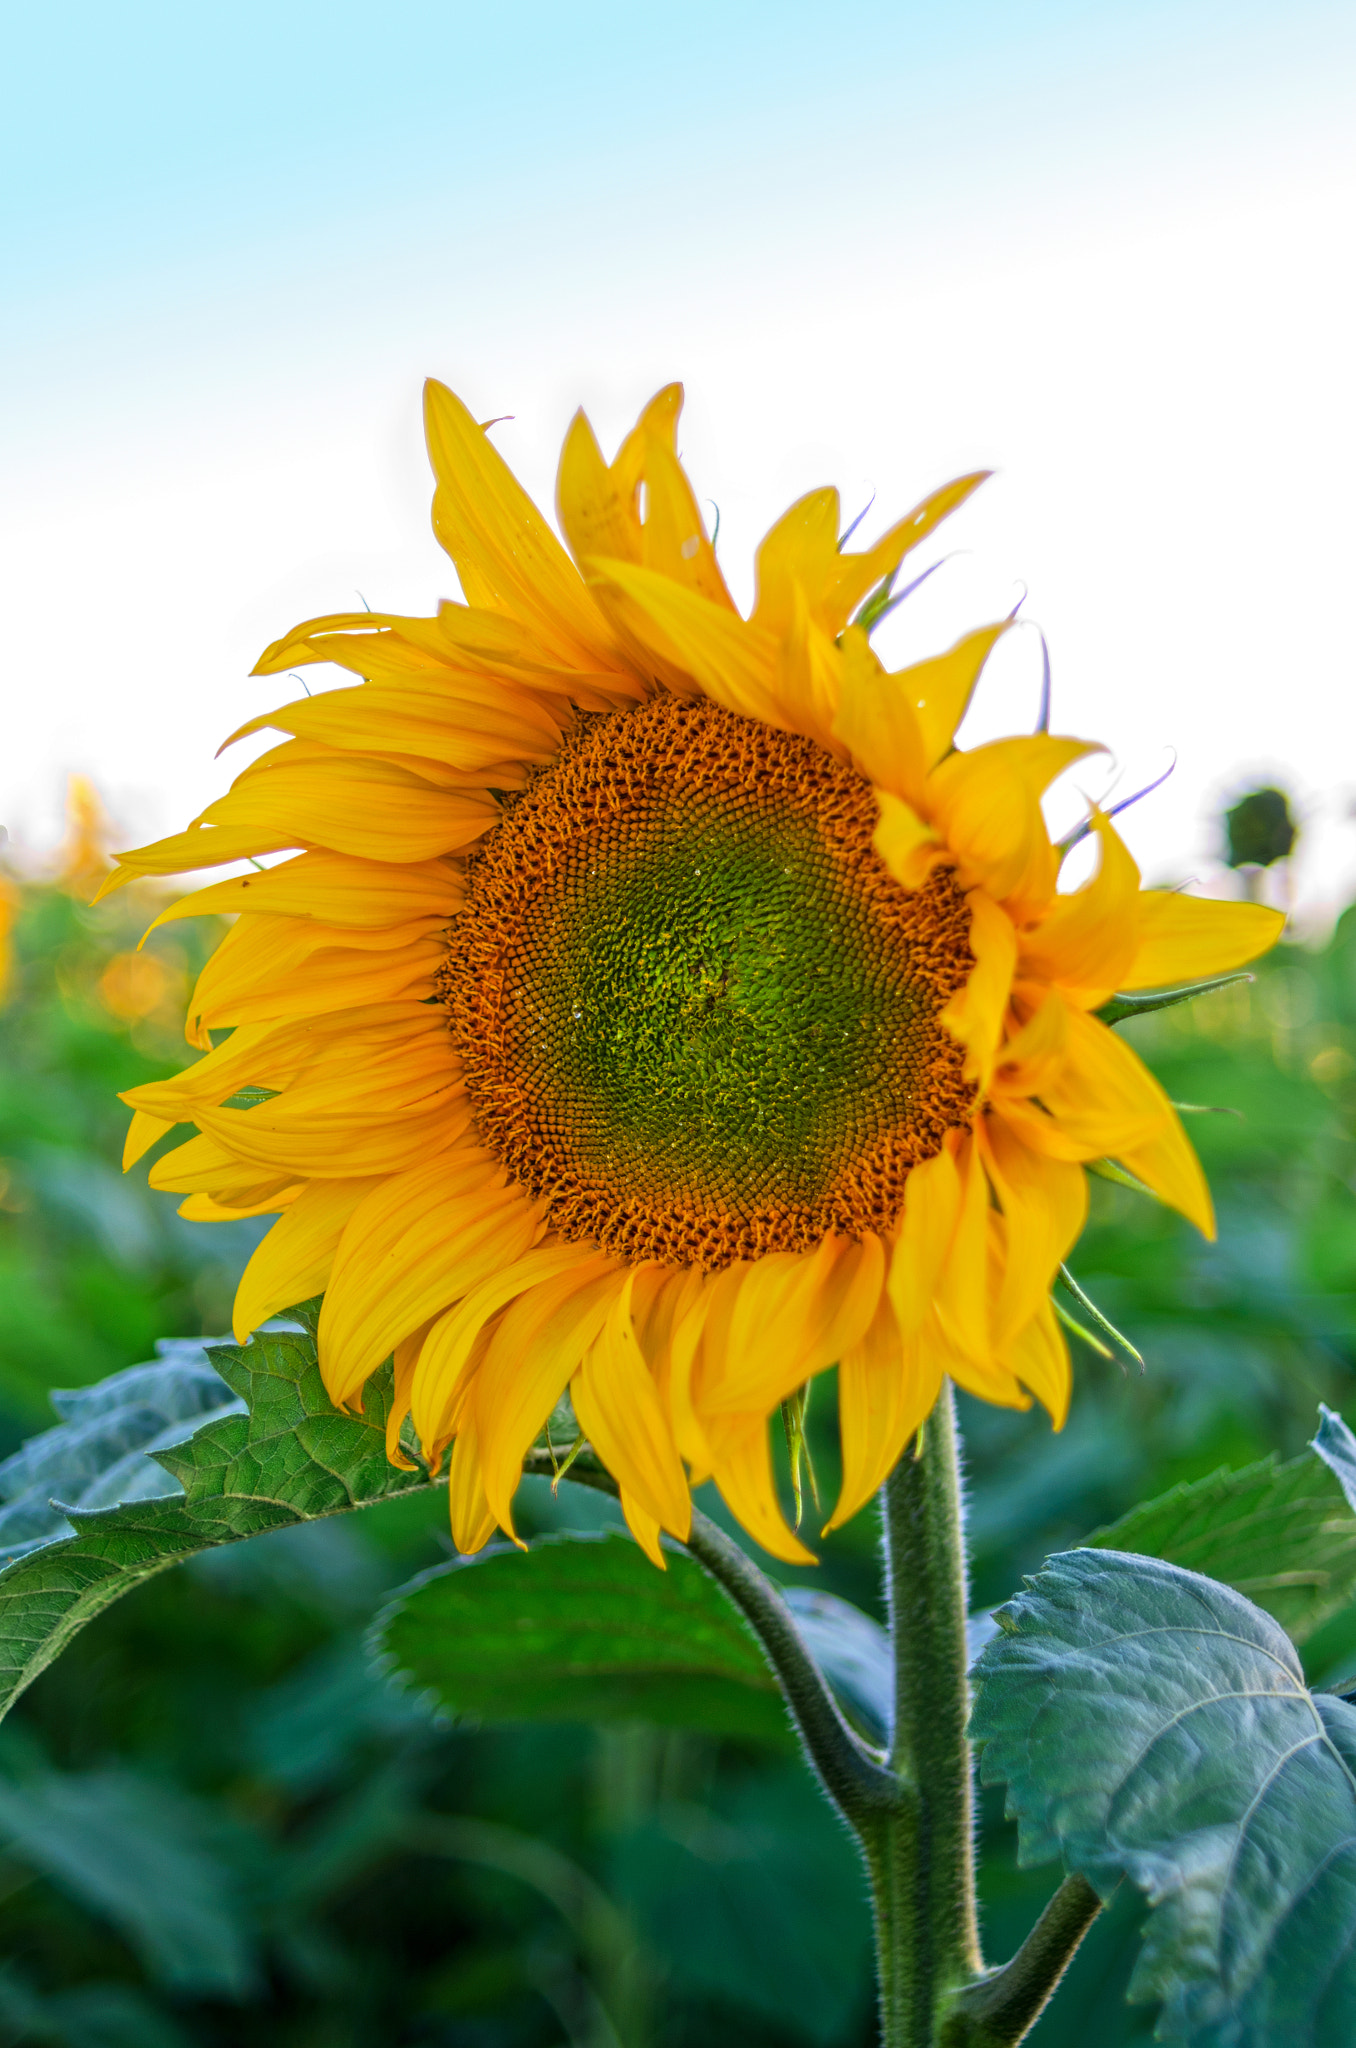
<box><xmin>5</xmin><ymin>0</ymin><xmax>1355</xmax><ymax>914</ymax></box>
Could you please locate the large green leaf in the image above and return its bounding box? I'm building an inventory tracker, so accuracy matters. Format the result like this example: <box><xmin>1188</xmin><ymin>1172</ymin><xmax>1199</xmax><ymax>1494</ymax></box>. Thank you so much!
<box><xmin>373</xmin><ymin>1532</ymin><xmax>794</xmax><ymax>1745</ymax></box>
<box><xmin>0</xmin><ymin>1338</ymin><xmax>245</xmax><ymax>1563</ymax></box>
<box><xmin>971</xmin><ymin>1547</ymin><xmax>1356</xmax><ymax>2046</ymax></box>
<box><xmin>1086</xmin><ymin>1412</ymin><xmax>1356</xmax><ymax>1643</ymax></box>
<box><xmin>0</xmin><ymin>1308</ymin><xmax>437</xmax><ymax>1721</ymax></box>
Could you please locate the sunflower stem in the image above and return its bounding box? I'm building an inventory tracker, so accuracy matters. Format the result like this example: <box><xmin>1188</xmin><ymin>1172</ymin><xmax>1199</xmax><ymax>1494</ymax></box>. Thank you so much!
<box><xmin>682</xmin><ymin>1507</ymin><xmax>903</xmax><ymax>1822</ymax></box>
<box><xmin>866</xmin><ymin>1382</ymin><xmax>983</xmax><ymax>2048</ymax></box>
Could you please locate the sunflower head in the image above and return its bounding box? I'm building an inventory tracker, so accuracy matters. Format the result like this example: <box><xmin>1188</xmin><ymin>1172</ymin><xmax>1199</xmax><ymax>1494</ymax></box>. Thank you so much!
<box><xmin>110</xmin><ymin>379</ymin><xmax>1284</xmax><ymax>1566</ymax></box>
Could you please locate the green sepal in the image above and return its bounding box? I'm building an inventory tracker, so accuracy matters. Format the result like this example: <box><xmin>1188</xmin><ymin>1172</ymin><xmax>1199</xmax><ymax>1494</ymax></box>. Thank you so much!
<box><xmin>218</xmin><ymin>1085</ymin><xmax>280</xmax><ymax>1111</ymax></box>
<box><xmin>1096</xmin><ymin>972</ymin><xmax>1252</xmax><ymax>1027</ymax></box>
<box><xmin>1056</xmin><ymin>1265</ymin><xmax>1143</xmax><ymax>1371</ymax></box>
<box><xmin>1085</xmin><ymin>1156</ymin><xmax>1159</xmax><ymax>1198</ymax></box>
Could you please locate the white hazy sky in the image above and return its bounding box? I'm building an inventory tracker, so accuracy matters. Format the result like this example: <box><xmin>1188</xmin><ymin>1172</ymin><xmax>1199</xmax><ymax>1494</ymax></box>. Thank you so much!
<box><xmin>4</xmin><ymin>0</ymin><xmax>1355</xmax><ymax>918</ymax></box>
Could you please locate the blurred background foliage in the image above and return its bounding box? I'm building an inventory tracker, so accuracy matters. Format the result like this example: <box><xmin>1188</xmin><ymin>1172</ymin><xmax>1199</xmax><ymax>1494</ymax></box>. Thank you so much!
<box><xmin>0</xmin><ymin>785</ymin><xmax>1352</xmax><ymax>2047</ymax></box>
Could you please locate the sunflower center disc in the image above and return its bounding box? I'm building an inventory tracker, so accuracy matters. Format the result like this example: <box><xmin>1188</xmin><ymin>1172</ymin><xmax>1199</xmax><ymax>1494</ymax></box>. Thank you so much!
<box><xmin>440</xmin><ymin>697</ymin><xmax>976</xmax><ymax>1266</ymax></box>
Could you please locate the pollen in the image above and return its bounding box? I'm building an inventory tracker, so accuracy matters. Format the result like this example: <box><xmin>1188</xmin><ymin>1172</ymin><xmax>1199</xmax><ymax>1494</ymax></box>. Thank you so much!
<box><xmin>440</xmin><ymin>696</ymin><xmax>976</xmax><ymax>1266</ymax></box>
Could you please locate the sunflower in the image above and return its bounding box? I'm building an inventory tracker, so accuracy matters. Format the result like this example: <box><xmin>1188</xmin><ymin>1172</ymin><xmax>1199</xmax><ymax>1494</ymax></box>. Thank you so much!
<box><xmin>108</xmin><ymin>382</ymin><xmax>1284</xmax><ymax>1565</ymax></box>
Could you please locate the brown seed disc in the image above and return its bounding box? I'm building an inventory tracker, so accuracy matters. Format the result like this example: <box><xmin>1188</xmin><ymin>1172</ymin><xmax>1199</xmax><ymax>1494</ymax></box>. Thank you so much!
<box><xmin>439</xmin><ymin>695</ymin><xmax>976</xmax><ymax>1267</ymax></box>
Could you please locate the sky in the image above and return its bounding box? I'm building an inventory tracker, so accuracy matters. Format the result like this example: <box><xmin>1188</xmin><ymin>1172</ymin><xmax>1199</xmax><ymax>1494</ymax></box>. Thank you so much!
<box><xmin>4</xmin><ymin>0</ymin><xmax>1355</xmax><ymax>920</ymax></box>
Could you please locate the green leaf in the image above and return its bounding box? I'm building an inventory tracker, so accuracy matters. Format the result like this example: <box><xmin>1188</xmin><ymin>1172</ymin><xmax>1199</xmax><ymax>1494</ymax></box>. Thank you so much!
<box><xmin>0</xmin><ymin>1311</ymin><xmax>438</xmax><ymax>1723</ymax></box>
<box><xmin>1086</xmin><ymin>1432</ymin><xmax>1356</xmax><ymax>1643</ymax></box>
<box><xmin>971</xmin><ymin>1548</ymin><xmax>1356</xmax><ymax>2045</ymax></box>
<box><xmin>0</xmin><ymin>1767</ymin><xmax>257</xmax><ymax>1997</ymax></box>
<box><xmin>373</xmin><ymin>1531</ymin><xmax>794</xmax><ymax>1745</ymax></box>
<box><xmin>0</xmin><ymin>1339</ymin><xmax>245</xmax><ymax>1562</ymax></box>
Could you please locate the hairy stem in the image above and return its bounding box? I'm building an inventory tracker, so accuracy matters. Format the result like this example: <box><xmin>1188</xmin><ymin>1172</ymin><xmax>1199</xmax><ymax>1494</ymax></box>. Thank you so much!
<box><xmin>941</xmin><ymin>1874</ymin><xmax>1105</xmax><ymax>2045</ymax></box>
<box><xmin>683</xmin><ymin>1506</ymin><xmax>903</xmax><ymax>1821</ymax></box>
<box><xmin>524</xmin><ymin>1418</ymin><xmax>1098</xmax><ymax>2045</ymax></box>
<box><xmin>867</xmin><ymin>1382</ymin><xmax>983</xmax><ymax>2047</ymax></box>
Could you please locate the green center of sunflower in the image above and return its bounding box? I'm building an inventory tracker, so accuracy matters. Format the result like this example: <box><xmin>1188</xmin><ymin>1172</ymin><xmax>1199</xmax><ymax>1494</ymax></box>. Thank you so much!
<box><xmin>441</xmin><ymin>696</ymin><xmax>976</xmax><ymax>1267</ymax></box>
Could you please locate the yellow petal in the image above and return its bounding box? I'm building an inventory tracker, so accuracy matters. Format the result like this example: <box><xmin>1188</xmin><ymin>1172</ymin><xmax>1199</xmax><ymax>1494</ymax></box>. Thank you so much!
<box><xmin>192</xmin><ymin>1051</ymin><xmax>468</xmax><ymax>1178</ymax></box>
<box><xmin>197</xmin><ymin>756</ymin><xmax>499</xmax><ymax>864</ymax></box>
<box><xmin>1116</xmin><ymin>1106</ymin><xmax>1216</xmax><ymax>1239</ymax></box>
<box><xmin>940</xmin><ymin>888</ymin><xmax>1017</xmax><ymax>1086</ymax></box>
<box><xmin>194</xmin><ymin>1100</ymin><xmax>467</xmax><ymax>1180</ymax></box>
<box><xmin>148</xmin><ymin>1131</ymin><xmax>294</xmax><ymax>1206</ymax></box>
<box><xmin>704</xmin><ymin>1413</ymin><xmax>817</xmax><ymax>1566</ymax></box>
<box><xmin>387</xmin><ymin>1317</ymin><xmax>436</xmax><ymax>1470</ymax></box>
<box><xmin>619</xmin><ymin>1494</ymin><xmax>667</xmax><ymax>1569</ymax></box>
<box><xmin>1003</xmin><ymin>1300</ymin><xmax>1071</xmax><ymax>1428</ymax></box>
<box><xmin>177</xmin><ymin>1186</ymin><xmax>303</xmax><ymax>1221</ymax></box>
<box><xmin>1037</xmin><ymin>997</ymin><xmax>1185</xmax><ymax>1157</ymax></box>
<box><xmin>570</xmin><ymin>384</ymin><xmax>739</xmax><ymax>616</ymax></box>
<box><xmin>1121</xmin><ymin>892</ymin><xmax>1286</xmax><ymax>990</ymax></box>
<box><xmin>95</xmin><ymin>820</ymin><xmax>298</xmax><ymax>898</ymax></box>
<box><xmin>585</xmin><ymin>557</ymin><xmax>784</xmax><ymax>723</ymax></box>
<box><xmin>430</xmin><ymin>600</ymin><xmax>646</xmax><ymax>707</ymax></box>
<box><xmin>707</xmin><ymin>1234</ymin><xmax>885</xmax><ymax>1416</ymax></box>
<box><xmin>318</xmin><ymin>1151</ymin><xmax>539</xmax><ymax>1406</ymax></box>
<box><xmin>448</xmin><ymin>1409</ymin><xmax>498</xmax><ymax>1554</ymax></box>
<box><xmin>143</xmin><ymin>851</ymin><xmax>464</xmax><ymax>935</ymax></box>
<box><xmin>887</xmin><ymin>1142</ymin><xmax>964</xmax><ymax>1338</ymax></box>
<box><xmin>99</xmin><ymin>760</ymin><xmax>498</xmax><ymax>897</ymax></box>
<box><xmin>232</xmin><ymin>1178</ymin><xmax>380</xmax><ymax>1341</ymax></box>
<box><xmin>825</xmin><ymin>1294</ymin><xmax>943</xmax><ymax>1532</ymax></box>
<box><xmin>768</xmin><ymin>584</ymin><xmax>845</xmax><ymax>751</ymax></box>
<box><xmin>662</xmin><ymin>1270</ymin><xmax>730</xmax><ymax>1476</ymax></box>
<box><xmin>944</xmin><ymin>1349</ymin><xmax>1032</xmax><ymax>1411</ymax></box>
<box><xmin>123</xmin><ymin>1108</ymin><xmax>173</xmax><ymax>1169</ymax></box>
<box><xmin>751</xmin><ymin>487</ymin><xmax>842</xmax><ymax>639</ymax></box>
<box><xmin>226</xmin><ymin>679</ymin><xmax>562</xmax><ymax>776</ymax></box>
<box><xmin>634</xmin><ymin>427</ymin><xmax>736</xmax><ymax>612</ymax></box>
<box><xmin>571</xmin><ymin>1276</ymin><xmax>691</xmax><ymax>1539</ymax></box>
<box><xmin>1019</xmin><ymin>813</ymin><xmax>1142</xmax><ymax>1002</ymax></box>
<box><xmin>254</xmin><ymin>606</ymin><xmax>504</xmax><ymax>684</ymax></box>
<box><xmin>185</xmin><ymin>917</ymin><xmax>444</xmax><ymax>1040</ymax></box>
<box><xmin>423</xmin><ymin>379</ymin><xmax>623</xmax><ymax>673</ymax></box>
<box><xmin>833</xmin><ymin>626</ymin><xmax>928</xmax><ymax>802</ymax></box>
<box><xmin>989</xmin><ymin>983</ymin><xmax>1069</xmax><ymax>1097</ymax></box>
<box><xmin>931</xmin><ymin>1133</ymin><xmax>991</xmax><ymax>1365</ymax></box>
<box><xmin>873</xmin><ymin>790</ymin><xmax>942</xmax><ymax>891</ymax></box>
<box><xmin>410</xmin><ymin>1243</ymin><xmax>601</xmax><ymax>1457</ymax></box>
<box><xmin>926</xmin><ymin>735</ymin><xmax>1097</xmax><ymax>911</ymax></box>
<box><xmin>474</xmin><ymin>1261</ymin><xmax>627</xmax><ymax>1539</ymax></box>
<box><xmin>124</xmin><ymin>1004</ymin><xmax>445</xmax><ymax>1125</ymax></box>
<box><xmin>903</xmin><ymin>622</ymin><xmax>1013</xmax><ymax>771</ymax></box>
<box><xmin>556</xmin><ymin>409</ymin><xmax>641</xmax><ymax>570</ymax></box>
<box><xmin>979</xmin><ymin>1116</ymin><xmax>1088</xmax><ymax>1349</ymax></box>
<box><xmin>824</xmin><ymin>471</ymin><xmax>991</xmax><ymax>631</ymax></box>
